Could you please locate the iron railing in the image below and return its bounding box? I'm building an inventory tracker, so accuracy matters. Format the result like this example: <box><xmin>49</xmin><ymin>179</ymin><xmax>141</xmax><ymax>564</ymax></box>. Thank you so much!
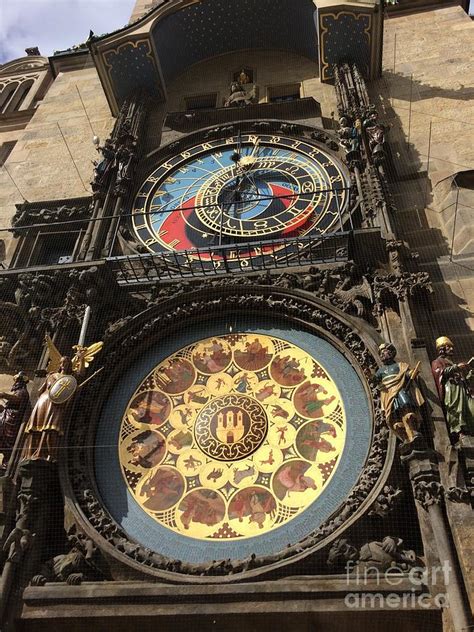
<box><xmin>107</xmin><ymin>231</ymin><xmax>351</xmax><ymax>285</ymax></box>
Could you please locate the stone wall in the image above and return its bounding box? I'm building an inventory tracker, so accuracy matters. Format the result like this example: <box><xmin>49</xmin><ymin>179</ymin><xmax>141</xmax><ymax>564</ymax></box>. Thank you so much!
<box><xmin>375</xmin><ymin>6</ymin><xmax>474</xmax><ymax>356</ymax></box>
<box><xmin>0</xmin><ymin>60</ymin><xmax>113</xmax><ymax>264</ymax></box>
<box><xmin>165</xmin><ymin>49</ymin><xmax>336</xmax><ymax>115</ymax></box>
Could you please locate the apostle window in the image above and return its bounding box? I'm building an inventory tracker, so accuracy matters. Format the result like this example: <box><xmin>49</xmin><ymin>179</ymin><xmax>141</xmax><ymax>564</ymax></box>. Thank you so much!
<box><xmin>267</xmin><ymin>83</ymin><xmax>302</xmax><ymax>103</ymax></box>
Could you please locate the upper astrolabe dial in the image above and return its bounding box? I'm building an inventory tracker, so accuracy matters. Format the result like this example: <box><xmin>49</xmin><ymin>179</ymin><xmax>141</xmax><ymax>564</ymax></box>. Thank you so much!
<box><xmin>131</xmin><ymin>133</ymin><xmax>350</xmax><ymax>257</ymax></box>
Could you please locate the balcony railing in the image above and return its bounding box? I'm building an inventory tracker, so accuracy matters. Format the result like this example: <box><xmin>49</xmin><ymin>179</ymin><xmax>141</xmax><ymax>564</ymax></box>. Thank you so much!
<box><xmin>107</xmin><ymin>231</ymin><xmax>352</xmax><ymax>285</ymax></box>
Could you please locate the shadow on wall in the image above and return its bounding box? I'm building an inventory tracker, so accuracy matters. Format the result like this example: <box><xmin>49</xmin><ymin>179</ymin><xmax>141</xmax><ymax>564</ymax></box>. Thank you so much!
<box><xmin>380</xmin><ymin>70</ymin><xmax>474</xmax><ymax>103</ymax></box>
<box><xmin>369</xmin><ymin>74</ymin><xmax>474</xmax><ymax>359</ymax></box>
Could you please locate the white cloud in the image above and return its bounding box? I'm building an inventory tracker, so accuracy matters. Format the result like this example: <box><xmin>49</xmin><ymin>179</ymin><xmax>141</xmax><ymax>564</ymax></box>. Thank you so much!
<box><xmin>0</xmin><ymin>0</ymin><xmax>135</xmax><ymax>63</ymax></box>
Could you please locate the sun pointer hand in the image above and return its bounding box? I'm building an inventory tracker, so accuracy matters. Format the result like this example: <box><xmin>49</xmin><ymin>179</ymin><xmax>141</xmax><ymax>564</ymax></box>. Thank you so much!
<box><xmin>239</xmin><ymin>138</ymin><xmax>260</xmax><ymax>172</ymax></box>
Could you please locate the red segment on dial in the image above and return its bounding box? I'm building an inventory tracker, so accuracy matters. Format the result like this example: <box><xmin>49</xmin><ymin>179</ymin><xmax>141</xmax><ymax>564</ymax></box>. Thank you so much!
<box><xmin>267</xmin><ymin>183</ymin><xmax>313</xmax><ymax>236</ymax></box>
<box><xmin>158</xmin><ymin>197</ymin><xmax>196</xmax><ymax>250</ymax></box>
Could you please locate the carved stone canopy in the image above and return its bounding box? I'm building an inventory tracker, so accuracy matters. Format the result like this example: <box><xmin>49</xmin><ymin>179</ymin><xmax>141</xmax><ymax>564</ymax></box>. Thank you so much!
<box><xmin>64</xmin><ymin>285</ymin><xmax>394</xmax><ymax>583</ymax></box>
<box><xmin>12</xmin><ymin>196</ymin><xmax>93</xmax><ymax>237</ymax></box>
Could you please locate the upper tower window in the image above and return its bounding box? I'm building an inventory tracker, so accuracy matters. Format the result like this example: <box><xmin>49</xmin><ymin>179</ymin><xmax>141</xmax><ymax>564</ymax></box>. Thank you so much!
<box><xmin>185</xmin><ymin>93</ymin><xmax>218</xmax><ymax>110</ymax></box>
<box><xmin>267</xmin><ymin>83</ymin><xmax>301</xmax><ymax>103</ymax></box>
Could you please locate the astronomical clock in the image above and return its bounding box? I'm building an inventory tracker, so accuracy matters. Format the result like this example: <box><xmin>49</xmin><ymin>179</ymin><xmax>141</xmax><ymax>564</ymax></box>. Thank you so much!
<box><xmin>129</xmin><ymin>130</ymin><xmax>351</xmax><ymax>271</ymax></box>
<box><xmin>60</xmin><ymin>123</ymin><xmax>394</xmax><ymax>582</ymax></box>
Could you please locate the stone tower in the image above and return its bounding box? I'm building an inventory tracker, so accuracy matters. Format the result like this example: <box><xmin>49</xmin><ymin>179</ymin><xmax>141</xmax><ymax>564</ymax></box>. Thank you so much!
<box><xmin>0</xmin><ymin>1</ymin><xmax>473</xmax><ymax>631</ymax></box>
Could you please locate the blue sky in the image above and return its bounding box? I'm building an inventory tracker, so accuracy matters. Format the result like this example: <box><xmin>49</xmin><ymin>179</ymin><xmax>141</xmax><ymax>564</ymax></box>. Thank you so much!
<box><xmin>0</xmin><ymin>0</ymin><xmax>135</xmax><ymax>63</ymax></box>
<box><xmin>1</xmin><ymin>1</ymin><xmax>473</xmax><ymax>65</ymax></box>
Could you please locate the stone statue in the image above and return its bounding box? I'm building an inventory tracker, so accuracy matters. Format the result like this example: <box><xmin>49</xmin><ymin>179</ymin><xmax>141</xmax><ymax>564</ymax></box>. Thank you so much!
<box><xmin>224</xmin><ymin>82</ymin><xmax>255</xmax><ymax>108</ymax></box>
<box><xmin>338</xmin><ymin>116</ymin><xmax>360</xmax><ymax>154</ymax></box>
<box><xmin>238</xmin><ymin>69</ymin><xmax>251</xmax><ymax>85</ymax></box>
<box><xmin>31</xmin><ymin>525</ymin><xmax>105</xmax><ymax>585</ymax></box>
<box><xmin>327</xmin><ymin>536</ymin><xmax>419</xmax><ymax>574</ymax></box>
<box><xmin>363</xmin><ymin>108</ymin><xmax>386</xmax><ymax>161</ymax></box>
<box><xmin>114</xmin><ymin>134</ymin><xmax>137</xmax><ymax>193</ymax></box>
<box><xmin>0</xmin><ymin>372</ymin><xmax>30</xmax><ymax>471</ymax></box>
<box><xmin>431</xmin><ymin>336</ymin><xmax>474</xmax><ymax>438</ymax></box>
<box><xmin>373</xmin><ymin>343</ymin><xmax>424</xmax><ymax>443</ymax></box>
<box><xmin>21</xmin><ymin>336</ymin><xmax>103</xmax><ymax>463</ymax></box>
<box><xmin>91</xmin><ymin>139</ymin><xmax>115</xmax><ymax>191</ymax></box>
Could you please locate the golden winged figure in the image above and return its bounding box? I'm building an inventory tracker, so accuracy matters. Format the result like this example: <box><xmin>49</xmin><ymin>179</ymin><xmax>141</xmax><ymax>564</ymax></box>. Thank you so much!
<box><xmin>45</xmin><ymin>335</ymin><xmax>103</xmax><ymax>374</ymax></box>
<box><xmin>21</xmin><ymin>336</ymin><xmax>104</xmax><ymax>463</ymax></box>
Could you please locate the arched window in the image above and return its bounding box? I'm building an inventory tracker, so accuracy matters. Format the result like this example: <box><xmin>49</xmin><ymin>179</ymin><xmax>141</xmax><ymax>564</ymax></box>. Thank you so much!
<box><xmin>0</xmin><ymin>82</ymin><xmax>18</xmax><ymax>113</ymax></box>
<box><xmin>6</xmin><ymin>78</ymin><xmax>34</xmax><ymax>113</ymax></box>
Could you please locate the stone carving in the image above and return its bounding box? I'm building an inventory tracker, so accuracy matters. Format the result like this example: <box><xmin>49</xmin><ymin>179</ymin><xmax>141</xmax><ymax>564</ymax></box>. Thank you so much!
<box><xmin>0</xmin><ymin>266</ymin><xmax>145</xmax><ymax>370</ymax></box>
<box><xmin>146</xmin><ymin>265</ymin><xmax>432</xmax><ymax>328</ymax></box>
<box><xmin>279</xmin><ymin>123</ymin><xmax>300</xmax><ymax>135</ymax></box>
<box><xmin>332</xmin><ymin>264</ymin><xmax>373</xmax><ymax>319</ymax></box>
<box><xmin>363</xmin><ymin>106</ymin><xmax>387</xmax><ymax>164</ymax></box>
<box><xmin>0</xmin><ymin>272</ymin><xmax>65</xmax><ymax>369</ymax></box>
<box><xmin>117</xmin><ymin>225</ymin><xmax>149</xmax><ymax>255</ymax></box>
<box><xmin>372</xmin><ymin>272</ymin><xmax>433</xmax><ymax>316</ymax></box>
<box><xmin>413</xmin><ymin>480</ymin><xmax>444</xmax><ymax>510</ymax></box>
<box><xmin>327</xmin><ymin>536</ymin><xmax>421</xmax><ymax>574</ymax></box>
<box><xmin>113</xmin><ymin>121</ymin><xmax>138</xmax><ymax>196</ymax></box>
<box><xmin>334</xmin><ymin>63</ymin><xmax>370</xmax><ymax>122</ymax></box>
<box><xmin>31</xmin><ymin>525</ymin><xmax>106</xmax><ymax>586</ymax></box>
<box><xmin>91</xmin><ymin>139</ymin><xmax>116</xmax><ymax>194</ymax></box>
<box><xmin>431</xmin><ymin>336</ymin><xmax>474</xmax><ymax>439</ymax></box>
<box><xmin>2</xmin><ymin>526</ymin><xmax>33</xmax><ymax>564</ymax></box>
<box><xmin>11</xmin><ymin>201</ymin><xmax>92</xmax><ymax>237</ymax></box>
<box><xmin>368</xmin><ymin>485</ymin><xmax>403</xmax><ymax>518</ymax></box>
<box><xmin>374</xmin><ymin>343</ymin><xmax>424</xmax><ymax>444</ymax></box>
<box><xmin>224</xmin><ymin>82</ymin><xmax>256</xmax><ymax>108</ymax></box>
<box><xmin>1</xmin><ymin>461</ymin><xmax>56</xmax><ymax>576</ymax></box>
<box><xmin>338</xmin><ymin>116</ymin><xmax>361</xmax><ymax>168</ymax></box>
<box><xmin>203</xmin><ymin>125</ymin><xmax>235</xmax><ymax>139</ymax></box>
<box><xmin>444</xmin><ymin>486</ymin><xmax>470</xmax><ymax>504</ymax></box>
<box><xmin>0</xmin><ymin>372</ymin><xmax>30</xmax><ymax>470</ymax></box>
<box><xmin>90</xmin><ymin>96</ymin><xmax>147</xmax><ymax>199</ymax></box>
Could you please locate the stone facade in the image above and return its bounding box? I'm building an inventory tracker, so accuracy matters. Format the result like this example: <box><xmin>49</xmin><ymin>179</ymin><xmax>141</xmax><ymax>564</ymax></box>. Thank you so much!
<box><xmin>0</xmin><ymin>1</ymin><xmax>473</xmax><ymax>630</ymax></box>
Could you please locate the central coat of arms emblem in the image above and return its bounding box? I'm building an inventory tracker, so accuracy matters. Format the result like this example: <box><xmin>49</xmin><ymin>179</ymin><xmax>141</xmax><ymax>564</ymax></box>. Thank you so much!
<box><xmin>194</xmin><ymin>394</ymin><xmax>268</xmax><ymax>461</ymax></box>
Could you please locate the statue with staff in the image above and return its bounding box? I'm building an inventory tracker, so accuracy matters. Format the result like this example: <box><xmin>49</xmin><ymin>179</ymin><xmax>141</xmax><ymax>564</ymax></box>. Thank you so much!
<box><xmin>21</xmin><ymin>310</ymin><xmax>102</xmax><ymax>463</ymax></box>
<box><xmin>0</xmin><ymin>372</ymin><xmax>30</xmax><ymax>471</ymax></box>
<box><xmin>374</xmin><ymin>343</ymin><xmax>424</xmax><ymax>444</ymax></box>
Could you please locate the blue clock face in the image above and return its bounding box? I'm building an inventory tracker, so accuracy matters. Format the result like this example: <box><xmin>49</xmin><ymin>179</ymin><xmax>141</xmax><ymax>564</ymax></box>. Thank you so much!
<box><xmin>132</xmin><ymin>134</ymin><xmax>350</xmax><ymax>262</ymax></box>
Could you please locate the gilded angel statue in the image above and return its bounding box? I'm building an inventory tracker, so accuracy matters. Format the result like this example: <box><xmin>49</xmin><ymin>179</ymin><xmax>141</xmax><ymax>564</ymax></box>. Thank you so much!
<box><xmin>21</xmin><ymin>336</ymin><xmax>103</xmax><ymax>463</ymax></box>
